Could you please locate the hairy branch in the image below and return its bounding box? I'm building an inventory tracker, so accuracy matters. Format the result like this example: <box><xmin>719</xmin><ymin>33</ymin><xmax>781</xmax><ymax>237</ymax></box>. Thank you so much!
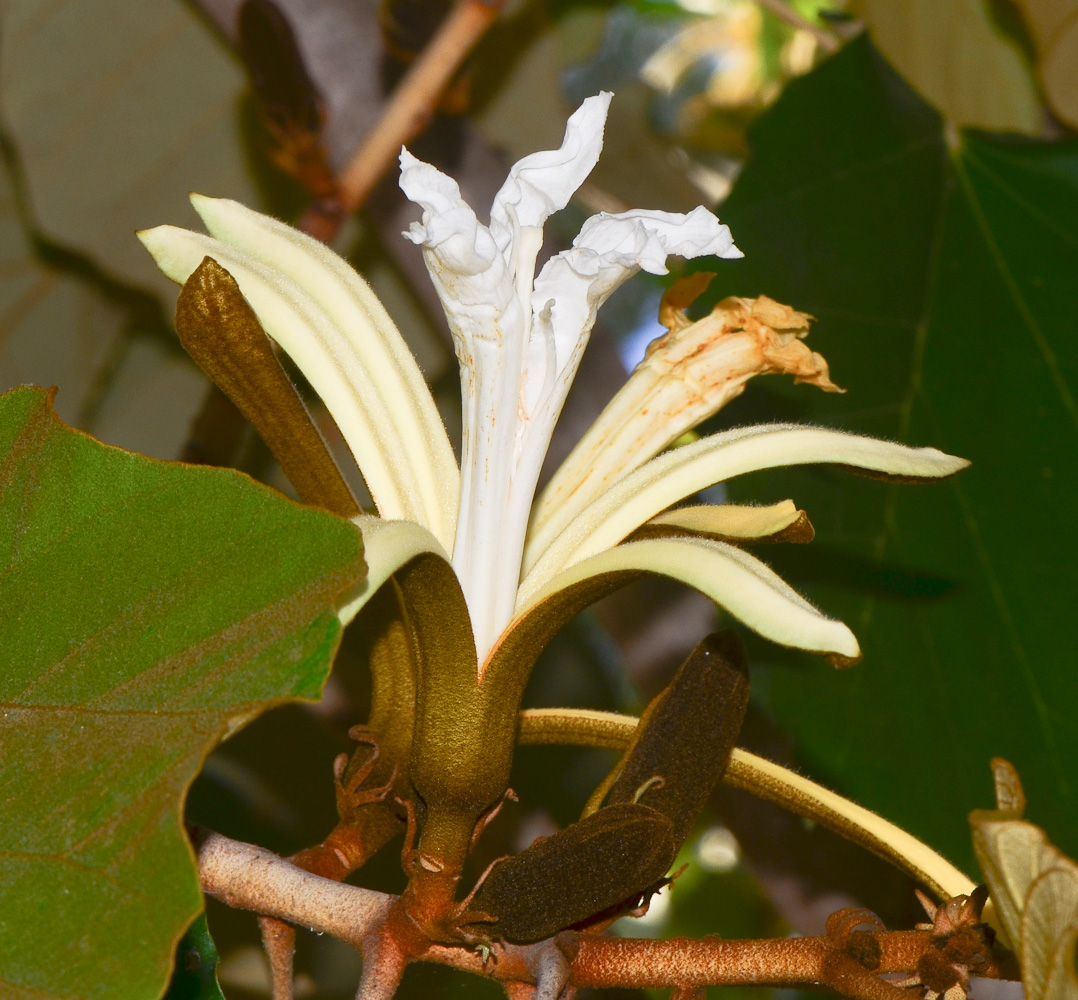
<box><xmin>570</xmin><ymin>932</ymin><xmax>928</xmax><ymax>989</ymax></box>
<box><xmin>196</xmin><ymin>830</ymin><xmax>997</xmax><ymax>998</ymax></box>
<box><xmin>196</xmin><ymin>831</ymin><xmax>394</xmax><ymax>945</ymax></box>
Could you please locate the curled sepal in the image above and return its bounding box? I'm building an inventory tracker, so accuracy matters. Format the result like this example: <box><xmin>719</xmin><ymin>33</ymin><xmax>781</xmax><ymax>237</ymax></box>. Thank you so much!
<box><xmin>601</xmin><ymin>630</ymin><xmax>750</xmax><ymax>842</ymax></box>
<box><xmin>175</xmin><ymin>257</ymin><xmax>360</xmax><ymax>518</ymax></box>
<box><xmin>511</xmin><ymin>534</ymin><xmax>861</xmax><ymax>666</ymax></box>
<box><xmin>463</xmin><ymin>802</ymin><xmax>677</xmax><ymax>943</ymax></box>
<box><xmin>971</xmin><ymin>757</ymin><xmax>1078</xmax><ymax>1000</ymax></box>
<box><xmin>631</xmin><ymin>500</ymin><xmax>814</xmax><ymax>546</ymax></box>
<box><xmin>522</xmin><ymin>424</ymin><xmax>969</xmax><ymax>590</ymax></box>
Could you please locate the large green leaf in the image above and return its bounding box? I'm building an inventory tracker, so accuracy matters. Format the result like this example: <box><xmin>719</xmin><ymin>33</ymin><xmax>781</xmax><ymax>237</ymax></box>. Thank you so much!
<box><xmin>697</xmin><ymin>36</ymin><xmax>1078</xmax><ymax>872</ymax></box>
<box><xmin>0</xmin><ymin>386</ymin><xmax>364</xmax><ymax>999</ymax></box>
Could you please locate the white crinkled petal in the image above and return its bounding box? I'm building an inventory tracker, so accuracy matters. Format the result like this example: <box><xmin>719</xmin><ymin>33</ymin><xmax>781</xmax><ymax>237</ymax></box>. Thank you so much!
<box><xmin>399</xmin><ymin>143</ymin><xmax>525</xmax><ymax>660</ymax></box>
<box><xmin>488</xmin><ymin>92</ymin><xmax>612</xmax><ymax>251</ymax></box>
<box><xmin>399</xmin><ymin>149</ymin><xmax>466</xmax><ymax>225</ymax></box>
<box><xmin>398</xmin><ymin>149</ymin><xmax>517</xmax><ymax>350</ymax></box>
<box><xmin>573</xmin><ymin>206</ymin><xmax>743</xmax><ymax>273</ymax></box>
<box><xmin>522</xmin><ymin>206</ymin><xmax>740</xmax><ymax>417</ymax></box>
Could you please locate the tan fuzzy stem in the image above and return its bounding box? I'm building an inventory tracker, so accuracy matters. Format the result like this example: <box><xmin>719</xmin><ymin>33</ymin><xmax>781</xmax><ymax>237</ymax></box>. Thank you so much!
<box><xmin>197</xmin><ymin>832</ymin><xmax>393</xmax><ymax>945</ymax></box>
<box><xmin>568</xmin><ymin>931</ymin><xmax>930</xmax><ymax>989</ymax></box>
<box><xmin>197</xmin><ymin>832</ymin><xmax>996</xmax><ymax>998</ymax></box>
<box><xmin>258</xmin><ymin>916</ymin><xmax>296</xmax><ymax>1000</ymax></box>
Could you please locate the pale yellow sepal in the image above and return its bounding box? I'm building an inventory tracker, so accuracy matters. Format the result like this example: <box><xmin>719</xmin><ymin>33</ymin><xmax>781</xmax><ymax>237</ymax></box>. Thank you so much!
<box><xmin>645</xmin><ymin>500</ymin><xmax>811</xmax><ymax>543</ymax></box>
<box><xmin>138</xmin><ymin>224</ymin><xmax>456</xmax><ymax>550</ymax></box>
<box><xmin>522</xmin><ymin>423</ymin><xmax>969</xmax><ymax>590</ymax></box>
<box><xmin>971</xmin><ymin>758</ymin><xmax>1078</xmax><ymax>1000</ymax></box>
<box><xmin>189</xmin><ymin>195</ymin><xmax>459</xmax><ymax>548</ymax></box>
<box><xmin>337</xmin><ymin>515</ymin><xmax>452</xmax><ymax>626</ymax></box>
<box><xmin>515</xmin><ymin>534</ymin><xmax>861</xmax><ymax>663</ymax></box>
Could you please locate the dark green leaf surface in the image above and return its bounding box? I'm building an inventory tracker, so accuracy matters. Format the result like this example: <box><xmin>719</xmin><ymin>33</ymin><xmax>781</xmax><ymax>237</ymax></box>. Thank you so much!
<box><xmin>0</xmin><ymin>386</ymin><xmax>364</xmax><ymax>999</ymax></box>
<box><xmin>163</xmin><ymin>915</ymin><xmax>225</xmax><ymax>1000</ymax></box>
<box><xmin>698</xmin><ymin>36</ymin><xmax>1078</xmax><ymax>871</ymax></box>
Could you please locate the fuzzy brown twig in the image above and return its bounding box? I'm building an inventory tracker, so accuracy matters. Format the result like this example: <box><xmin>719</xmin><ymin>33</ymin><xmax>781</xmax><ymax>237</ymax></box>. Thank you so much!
<box><xmin>197</xmin><ymin>830</ymin><xmax>998</xmax><ymax>999</ymax></box>
<box><xmin>197</xmin><ymin>832</ymin><xmax>394</xmax><ymax>944</ymax></box>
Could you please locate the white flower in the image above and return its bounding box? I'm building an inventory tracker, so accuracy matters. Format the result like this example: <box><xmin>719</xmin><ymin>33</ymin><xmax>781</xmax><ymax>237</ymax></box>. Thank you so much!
<box><xmin>398</xmin><ymin>92</ymin><xmax>741</xmax><ymax>656</ymax></box>
<box><xmin>138</xmin><ymin>93</ymin><xmax>967</xmax><ymax>675</ymax></box>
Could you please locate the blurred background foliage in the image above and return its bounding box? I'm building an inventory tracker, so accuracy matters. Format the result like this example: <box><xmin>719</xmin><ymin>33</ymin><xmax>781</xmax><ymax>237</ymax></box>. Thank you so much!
<box><xmin>1</xmin><ymin>0</ymin><xmax>1075</xmax><ymax>997</ymax></box>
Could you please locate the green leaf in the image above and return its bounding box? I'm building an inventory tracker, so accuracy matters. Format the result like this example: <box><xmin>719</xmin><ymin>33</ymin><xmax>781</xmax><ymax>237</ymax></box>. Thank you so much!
<box><xmin>849</xmin><ymin>0</ymin><xmax>1042</xmax><ymax>133</ymax></box>
<box><xmin>0</xmin><ymin>386</ymin><xmax>364</xmax><ymax>999</ymax></box>
<box><xmin>697</xmin><ymin>36</ymin><xmax>1078</xmax><ymax>871</ymax></box>
<box><xmin>163</xmin><ymin>915</ymin><xmax>225</xmax><ymax>1000</ymax></box>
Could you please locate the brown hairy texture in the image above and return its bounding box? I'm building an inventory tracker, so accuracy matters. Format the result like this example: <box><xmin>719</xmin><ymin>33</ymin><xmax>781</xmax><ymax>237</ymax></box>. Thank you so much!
<box><xmin>175</xmin><ymin>257</ymin><xmax>361</xmax><ymax>518</ymax></box>
<box><xmin>605</xmin><ymin>630</ymin><xmax>750</xmax><ymax>842</ymax></box>
<box><xmin>465</xmin><ymin>802</ymin><xmax>677</xmax><ymax>943</ymax></box>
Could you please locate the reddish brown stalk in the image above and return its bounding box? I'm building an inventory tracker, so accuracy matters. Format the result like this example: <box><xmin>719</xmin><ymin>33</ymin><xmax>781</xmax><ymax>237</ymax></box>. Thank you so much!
<box><xmin>258</xmin><ymin>915</ymin><xmax>297</xmax><ymax>1000</ymax></box>
<box><xmin>568</xmin><ymin>933</ymin><xmax>929</xmax><ymax>991</ymax></box>
<box><xmin>198</xmin><ymin>831</ymin><xmax>1008</xmax><ymax>999</ymax></box>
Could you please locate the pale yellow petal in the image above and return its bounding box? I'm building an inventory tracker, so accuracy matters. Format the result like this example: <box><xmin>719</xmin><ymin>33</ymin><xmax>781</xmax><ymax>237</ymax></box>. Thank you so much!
<box><xmin>140</xmin><ymin>225</ymin><xmax>452</xmax><ymax>546</ymax></box>
<box><xmin>515</xmin><ymin>533</ymin><xmax>861</xmax><ymax>664</ymax></box>
<box><xmin>531</xmin><ymin>295</ymin><xmax>839</xmax><ymax>547</ymax></box>
<box><xmin>337</xmin><ymin>515</ymin><xmax>451</xmax><ymax>625</ymax></box>
<box><xmin>522</xmin><ymin>424</ymin><xmax>968</xmax><ymax>592</ymax></box>
<box><xmin>643</xmin><ymin>500</ymin><xmax>813</xmax><ymax>543</ymax></box>
<box><xmin>190</xmin><ymin>195</ymin><xmax>459</xmax><ymax>548</ymax></box>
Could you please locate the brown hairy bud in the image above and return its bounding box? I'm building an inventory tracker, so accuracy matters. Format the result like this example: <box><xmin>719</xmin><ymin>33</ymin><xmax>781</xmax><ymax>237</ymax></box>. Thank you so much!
<box><xmin>464</xmin><ymin>802</ymin><xmax>677</xmax><ymax>943</ymax></box>
<box><xmin>605</xmin><ymin>630</ymin><xmax>750</xmax><ymax>841</ymax></box>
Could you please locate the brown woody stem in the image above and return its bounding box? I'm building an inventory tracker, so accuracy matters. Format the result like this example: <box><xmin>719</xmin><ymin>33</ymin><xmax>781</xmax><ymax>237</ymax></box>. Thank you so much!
<box><xmin>258</xmin><ymin>915</ymin><xmax>296</xmax><ymax>1000</ymax></box>
<box><xmin>569</xmin><ymin>932</ymin><xmax>928</xmax><ymax>989</ymax></box>
<box><xmin>196</xmin><ymin>831</ymin><xmax>968</xmax><ymax>998</ymax></box>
